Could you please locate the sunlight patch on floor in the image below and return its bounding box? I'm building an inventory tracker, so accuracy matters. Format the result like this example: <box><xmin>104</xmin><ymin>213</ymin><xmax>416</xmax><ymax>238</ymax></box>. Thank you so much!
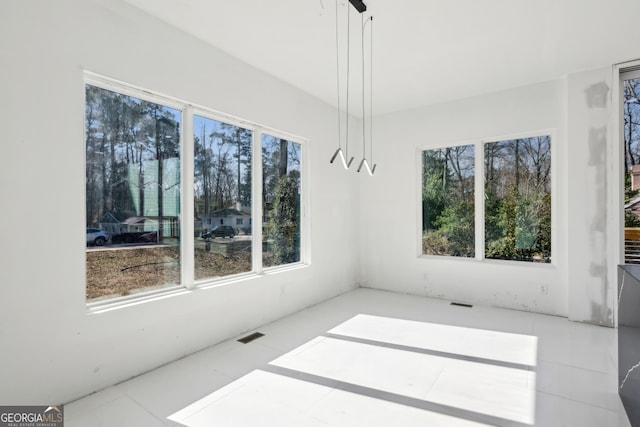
<box><xmin>271</xmin><ymin>336</ymin><xmax>536</xmax><ymax>425</ymax></box>
<box><xmin>329</xmin><ymin>314</ymin><xmax>538</xmax><ymax>367</ymax></box>
<box><xmin>168</xmin><ymin>370</ymin><xmax>494</xmax><ymax>427</ymax></box>
<box><xmin>168</xmin><ymin>314</ymin><xmax>538</xmax><ymax>426</ymax></box>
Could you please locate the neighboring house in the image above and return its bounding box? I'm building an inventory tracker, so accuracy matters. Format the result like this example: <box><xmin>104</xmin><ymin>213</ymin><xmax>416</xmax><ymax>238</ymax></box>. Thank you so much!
<box><xmin>96</xmin><ymin>158</ymin><xmax>181</xmax><ymax>238</ymax></box>
<box><xmin>123</xmin><ymin>216</ymin><xmax>159</xmax><ymax>233</ymax></box>
<box><xmin>626</xmin><ymin>197</ymin><xmax>640</xmax><ymax>222</ymax></box>
<box><xmin>99</xmin><ymin>212</ymin><xmax>164</xmax><ymax>236</ymax></box>
<box><xmin>203</xmin><ymin>206</ymin><xmax>252</xmax><ymax>232</ymax></box>
<box><xmin>99</xmin><ymin>211</ymin><xmax>137</xmax><ymax>236</ymax></box>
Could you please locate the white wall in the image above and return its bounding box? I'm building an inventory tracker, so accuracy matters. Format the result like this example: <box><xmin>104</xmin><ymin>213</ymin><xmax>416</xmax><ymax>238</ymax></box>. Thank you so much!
<box><xmin>0</xmin><ymin>0</ymin><xmax>360</xmax><ymax>404</ymax></box>
<box><xmin>360</xmin><ymin>69</ymin><xmax>619</xmax><ymax>325</ymax></box>
<box><xmin>360</xmin><ymin>80</ymin><xmax>570</xmax><ymax>316</ymax></box>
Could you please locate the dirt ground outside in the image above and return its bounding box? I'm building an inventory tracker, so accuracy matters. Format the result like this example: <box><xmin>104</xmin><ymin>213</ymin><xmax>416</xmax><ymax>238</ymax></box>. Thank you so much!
<box><xmin>86</xmin><ymin>244</ymin><xmax>252</xmax><ymax>300</ymax></box>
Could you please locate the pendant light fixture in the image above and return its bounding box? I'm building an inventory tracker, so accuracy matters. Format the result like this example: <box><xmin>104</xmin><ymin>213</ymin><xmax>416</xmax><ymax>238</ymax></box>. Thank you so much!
<box><xmin>330</xmin><ymin>0</ymin><xmax>354</xmax><ymax>169</ymax></box>
<box><xmin>330</xmin><ymin>0</ymin><xmax>375</xmax><ymax>175</ymax></box>
<box><xmin>357</xmin><ymin>13</ymin><xmax>376</xmax><ymax>175</ymax></box>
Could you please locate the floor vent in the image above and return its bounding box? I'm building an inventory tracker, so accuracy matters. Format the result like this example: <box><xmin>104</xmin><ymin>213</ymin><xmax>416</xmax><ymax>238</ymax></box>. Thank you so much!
<box><xmin>450</xmin><ymin>302</ymin><xmax>473</xmax><ymax>308</ymax></box>
<box><xmin>237</xmin><ymin>332</ymin><xmax>265</xmax><ymax>344</ymax></box>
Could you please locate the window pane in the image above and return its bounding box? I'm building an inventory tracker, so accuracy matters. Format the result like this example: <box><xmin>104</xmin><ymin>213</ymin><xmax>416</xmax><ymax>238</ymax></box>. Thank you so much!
<box><xmin>623</xmin><ymin>78</ymin><xmax>640</xmax><ymax>263</ymax></box>
<box><xmin>421</xmin><ymin>145</ymin><xmax>475</xmax><ymax>257</ymax></box>
<box><xmin>484</xmin><ymin>136</ymin><xmax>551</xmax><ymax>262</ymax></box>
<box><xmin>85</xmin><ymin>84</ymin><xmax>181</xmax><ymax>300</ymax></box>
<box><xmin>194</xmin><ymin>116</ymin><xmax>252</xmax><ymax>280</ymax></box>
<box><xmin>262</xmin><ymin>135</ymin><xmax>301</xmax><ymax>267</ymax></box>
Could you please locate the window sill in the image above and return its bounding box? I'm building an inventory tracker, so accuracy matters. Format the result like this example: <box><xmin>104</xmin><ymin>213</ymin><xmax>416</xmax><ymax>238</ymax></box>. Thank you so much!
<box><xmin>87</xmin><ymin>285</ymin><xmax>189</xmax><ymax>315</ymax></box>
<box><xmin>418</xmin><ymin>254</ymin><xmax>556</xmax><ymax>268</ymax></box>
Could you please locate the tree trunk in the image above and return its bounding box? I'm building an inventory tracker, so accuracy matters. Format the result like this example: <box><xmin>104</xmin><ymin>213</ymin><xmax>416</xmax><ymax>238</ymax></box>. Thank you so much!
<box><xmin>279</xmin><ymin>139</ymin><xmax>288</xmax><ymax>177</ymax></box>
<box><xmin>154</xmin><ymin>109</ymin><xmax>164</xmax><ymax>243</ymax></box>
<box><xmin>514</xmin><ymin>139</ymin><xmax>521</xmax><ymax>189</ymax></box>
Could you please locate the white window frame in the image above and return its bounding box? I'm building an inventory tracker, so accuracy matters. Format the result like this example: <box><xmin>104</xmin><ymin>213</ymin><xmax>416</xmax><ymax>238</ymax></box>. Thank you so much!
<box><xmin>258</xmin><ymin>128</ymin><xmax>310</xmax><ymax>274</ymax></box>
<box><xmin>417</xmin><ymin>129</ymin><xmax>556</xmax><ymax>266</ymax></box>
<box><xmin>416</xmin><ymin>140</ymin><xmax>477</xmax><ymax>259</ymax></box>
<box><xmin>84</xmin><ymin>72</ymin><xmax>310</xmax><ymax>311</ymax></box>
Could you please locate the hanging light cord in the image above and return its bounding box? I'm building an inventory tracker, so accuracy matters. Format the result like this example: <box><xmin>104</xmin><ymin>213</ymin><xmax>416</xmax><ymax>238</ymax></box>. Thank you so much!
<box><xmin>361</xmin><ymin>13</ymin><xmax>366</xmax><ymax>158</ymax></box>
<box><xmin>335</xmin><ymin>0</ymin><xmax>342</xmax><ymax>151</ymax></box>
<box><xmin>362</xmin><ymin>15</ymin><xmax>373</xmax><ymax>160</ymax></box>
<box><xmin>369</xmin><ymin>15</ymin><xmax>373</xmax><ymax>164</ymax></box>
<box><xmin>345</xmin><ymin>3</ymin><xmax>351</xmax><ymax>158</ymax></box>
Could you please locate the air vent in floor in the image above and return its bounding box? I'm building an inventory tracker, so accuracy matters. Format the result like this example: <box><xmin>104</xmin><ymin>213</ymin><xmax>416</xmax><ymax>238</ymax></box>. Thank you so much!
<box><xmin>237</xmin><ymin>332</ymin><xmax>265</xmax><ymax>344</ymax></box>
<box><xmin>450</xmin><ymin>302</ymin><xmax>473</xmax><ymax>308</ymax></box>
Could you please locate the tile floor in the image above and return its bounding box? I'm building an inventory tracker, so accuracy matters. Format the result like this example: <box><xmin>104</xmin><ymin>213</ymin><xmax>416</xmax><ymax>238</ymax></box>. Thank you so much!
<box><xmin>65</xmin><ymin>288</ymin><xmax>632</xmax><ymax>426</ymax></box>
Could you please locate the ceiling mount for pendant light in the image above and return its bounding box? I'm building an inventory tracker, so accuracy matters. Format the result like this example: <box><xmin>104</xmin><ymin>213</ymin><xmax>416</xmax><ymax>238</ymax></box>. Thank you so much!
<box><xmin>348</xmin><ymin>0</ymin><xmax>366</xmax><ymax>13</ymax></box>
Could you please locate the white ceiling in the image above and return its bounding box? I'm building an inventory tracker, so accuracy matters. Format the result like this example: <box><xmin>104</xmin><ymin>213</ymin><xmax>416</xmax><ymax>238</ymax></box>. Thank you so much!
<box><xmin>124</xmin><ymin>0</ymin><xmax>640</xmax><ymax>116</ymax></box>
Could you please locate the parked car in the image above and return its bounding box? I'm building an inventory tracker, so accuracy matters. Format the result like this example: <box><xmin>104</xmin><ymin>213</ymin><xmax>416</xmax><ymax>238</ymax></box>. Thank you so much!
<box><xmin>139</xmin><ymin>231</ymin><xmax>158</xmax><ymax>243</ymax></box>
<box><xmin>86</xmin><ymin>228</ymin><xmax>110</xmax><ymax>246</ymax></box>
<box><xmin>202</xmin><ymin>225</ymin><xmax>236</xmax><ymax>239</ymax></box>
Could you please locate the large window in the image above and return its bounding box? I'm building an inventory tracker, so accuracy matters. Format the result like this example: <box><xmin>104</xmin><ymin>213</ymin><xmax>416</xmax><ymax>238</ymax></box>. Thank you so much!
<box><xmin>85</xmin><ymin>85</ymin><xmax>182</xmax><ymax>300</ymax></box>
<box><xmin>193</xmin><ymin>116</ymin><xmax>252</xmax><ymax>281</ymax></box>
<box><xmin>484</xmin><ymin>137</ymin><xmax>551</xmax><ymax>262</ymax></box>
<box><xmin>421</xmin><ymin>135</ymin><xmax>551</xmax><ymax>263</ymax></box>
<box><xmin>85</xmin><ymin>76</ymin><xmax>306</xmax><ymax>303</ymax></box>
<box><xmin>422</xmin><ymin>145</ymin><xmax>475</xmax><ymax>257</ymax></box>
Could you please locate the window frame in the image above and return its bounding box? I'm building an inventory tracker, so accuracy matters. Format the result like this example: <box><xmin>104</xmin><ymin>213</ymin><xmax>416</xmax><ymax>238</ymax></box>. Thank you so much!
<box><xmin>417</xmin><ymin>129</ymin><xmax>556</xmax><ymax>266</ymax></box>
<box><xmin>85</xmin><ymin>72</ymin><xmax>309</xmax><ymax>311</ymax></box>
<box><xmin>257</xmin><ymin>128</ymin><xmax>310</xmax><ymax>274</ymax></box>
<box><xmin>419</xmin><ymin>141</ymin><xmax>477</xmax><ymax>258</ymax></box>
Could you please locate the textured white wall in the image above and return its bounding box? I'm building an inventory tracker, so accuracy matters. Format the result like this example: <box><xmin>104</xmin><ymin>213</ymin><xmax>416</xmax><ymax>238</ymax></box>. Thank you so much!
<box><xmin>0</xmin><ymin>0</ymin><xmax>360</xmax><ymax>404</ymax></box>
<box><xmin>566</xmin><ymin>67</ymin><xmax>615</xmax><ymax>326</ymax></box>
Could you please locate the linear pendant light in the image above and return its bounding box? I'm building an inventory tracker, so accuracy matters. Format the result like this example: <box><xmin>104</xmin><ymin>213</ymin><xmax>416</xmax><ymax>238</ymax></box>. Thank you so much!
<box><xmin>330</xmin><ymin>0</ymin><xmax>375</xmax><ymax>175</ymax></box>
<box><xmin>330</xmin><ymin>0</ymin><xmax>353</xmax><ymax>169</ymax></box>
<box><xmin>357</xmin><ymin>13</ymin><xmax>376</xmax><ymax>175</ymax></box>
